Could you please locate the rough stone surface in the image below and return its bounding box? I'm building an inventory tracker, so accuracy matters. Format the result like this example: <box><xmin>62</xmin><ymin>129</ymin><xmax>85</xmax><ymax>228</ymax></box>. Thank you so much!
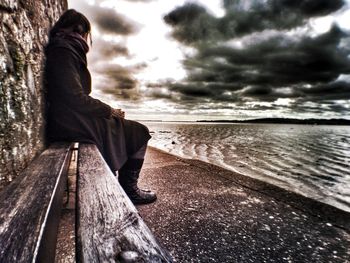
<box><xmin>138</xmin><ymin>147</ymin><xmax>350</xmax><ymax>263</ymax></box>
<box><xmin>0</xmin><ymin>0</ymin><xmax>67</xmax><ymax>189</ymax></box>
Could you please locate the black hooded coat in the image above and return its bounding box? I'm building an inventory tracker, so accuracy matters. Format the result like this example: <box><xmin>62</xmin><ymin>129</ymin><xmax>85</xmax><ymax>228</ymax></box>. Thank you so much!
<box><xmin>44</xmin><ymin>34</ymin><xmax>151</xmax><ymax>171</ymax></box>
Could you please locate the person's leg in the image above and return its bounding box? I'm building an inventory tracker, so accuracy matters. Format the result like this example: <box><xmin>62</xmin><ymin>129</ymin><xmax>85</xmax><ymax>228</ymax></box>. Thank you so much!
<box><xmin>118</xmin><ymin>143</ymin><xmax>157</xmax><ymax>204</ymax></box>
<box><xmin>130</xmin><ymin>143</ymin><xmax>147</xmax><ymax>159</ymax></box>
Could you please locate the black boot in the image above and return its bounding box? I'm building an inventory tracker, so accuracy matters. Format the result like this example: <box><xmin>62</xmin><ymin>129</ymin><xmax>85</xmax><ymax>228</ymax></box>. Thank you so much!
<box><xmin>118</xmin><ymin>159</ymin><xmax>157</xmax><ymax>205</ymax></box>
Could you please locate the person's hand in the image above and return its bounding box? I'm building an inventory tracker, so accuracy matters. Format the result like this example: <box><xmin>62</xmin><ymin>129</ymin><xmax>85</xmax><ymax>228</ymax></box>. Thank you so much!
<box><xmin>111</xmin><ymin>108</ymin><xmax>125</xmax><ymax>119</ymax></box>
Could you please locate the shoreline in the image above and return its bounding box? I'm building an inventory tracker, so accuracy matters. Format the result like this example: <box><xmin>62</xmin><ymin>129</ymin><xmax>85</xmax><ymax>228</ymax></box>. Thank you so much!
<box><xmin>148</xmin><ymin>145</ymin><xmax>350</xmax><ymax>216</ymax></box>
<box><xmin>147</xmin><ymin>146</ymin><xmax>350</xmax><ymax>230</ymax></box>
<box><xmin>137</xmin><ymin>147</ymin><xmax>350</xmax><ymax>262</ymax></box>
<box><xmin>141</xmin><ymin>119</ymin><xmax>350</xmax><ymax>126</ymax></box>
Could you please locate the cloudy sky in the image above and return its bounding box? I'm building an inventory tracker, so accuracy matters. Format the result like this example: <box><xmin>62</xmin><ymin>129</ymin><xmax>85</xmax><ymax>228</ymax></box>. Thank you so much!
<box><xmin>69</xmin><ymin>0</ymin><xmax>350</xmax><ymax>121</ymax></box>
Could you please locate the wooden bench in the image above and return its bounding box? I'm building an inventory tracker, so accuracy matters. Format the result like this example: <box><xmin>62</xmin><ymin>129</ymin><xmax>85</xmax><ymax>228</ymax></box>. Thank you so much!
<box><xmin>0</xmin><ymin>142</ymin><xmax>73</xmax><ymax>262</ymax></box>
<box><xmin>0</xmin><ymin>142</ymin><xmax>173</xmax><ymax>262</ymax></box>
<box><xmin>77</xmin><ymin>143</ymin><xmax>173</xmax><ymax>262</ymax></box>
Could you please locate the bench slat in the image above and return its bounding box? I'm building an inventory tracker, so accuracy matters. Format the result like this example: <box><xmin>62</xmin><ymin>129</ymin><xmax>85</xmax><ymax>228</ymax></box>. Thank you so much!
<box><xmin>77</xmin><ymin>144</ymin><xmax>173</xmax><ymax>263</ymax></box>
<box><xmin>0</xmin><ymin>142</ymin><xmax>73</xmax><ymax>263</ymax></box>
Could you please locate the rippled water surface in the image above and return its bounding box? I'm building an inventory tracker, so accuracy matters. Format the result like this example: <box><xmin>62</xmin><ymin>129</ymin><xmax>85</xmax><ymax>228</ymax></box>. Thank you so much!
<box><xmin>144</xmin><ymin>122</ymin><xmax>350</xmax><ymax>212</ymax></box>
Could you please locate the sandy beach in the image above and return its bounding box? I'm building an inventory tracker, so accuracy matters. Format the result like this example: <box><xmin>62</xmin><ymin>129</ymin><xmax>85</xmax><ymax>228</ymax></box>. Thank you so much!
<box><xmin>137</xmin><ymin>147</ymin><xmax>350</xmax><ymax>262</ymax></box>
<box><xmin>55</xmin><ymin>146</ymin><xmax>350</xmax><ymax>262</ymax></box>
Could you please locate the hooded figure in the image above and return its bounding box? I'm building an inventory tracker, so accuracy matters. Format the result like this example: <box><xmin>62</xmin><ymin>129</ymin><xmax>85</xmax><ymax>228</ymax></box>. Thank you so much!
<box><xmin>44</xmin><ymin>9</ymin><xmax>156</xmax><ymax>204</ymax></box>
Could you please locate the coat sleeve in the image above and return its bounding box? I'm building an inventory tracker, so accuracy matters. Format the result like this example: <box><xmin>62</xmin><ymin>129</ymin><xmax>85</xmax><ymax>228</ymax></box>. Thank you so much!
<box><xmin>46</xmin><ymin>47</ymin><xmax>112</xmax><ymax>118</ymax></box>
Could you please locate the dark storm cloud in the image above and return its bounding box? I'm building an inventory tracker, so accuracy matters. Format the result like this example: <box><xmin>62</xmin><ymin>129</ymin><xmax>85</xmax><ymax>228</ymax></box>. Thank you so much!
<box><xmin>164</xmin><ymin>3</ymin><xmax>221</xmax><ymax>45</ymax></box>
<box><xmin>161</xmin><ymin>14</ymin><xmax>350</xmax><ymax>105</ymax></box>
<box><xmin>73</xmin><ymin>1</ymin><xmax>139</xmax><ymax>35</ymax></box>
<box><xmin>200</xmin><ymin>25</ymin><xmax>349</xmax><ymax>85</ymax></box>
<box><xmin>165</xmin><ymin>82</ymin><xmax>241</xmax><ymax>102</ymax></box>
<box><xmin>164</xmin><ymin>0</ymin><xmax>345</xmax><ymax>45</ymax></box>
<box><xmin>169</xmin><ymin>83</ymin><xmax>213</xmax><ymax>97</ymax></box>
<box><xmin>241</xmin><ymin>86</ymin><xmax>273</xmax><ymax>97</ymax></box>
<box><xmin>162</xmin><ymin>1</ymin><xmax>349</xmax><ymax>115</ymax></box>
<box><xmin>96</xmin><ymin>64</ymin><xmax>137</xmax><ymax>89</ymax></box>
<box><xmin>89</xmin><ymin>38</ymin><xmax>129</xmax><ymax>62</ymax></box>
<box><xmin>300</xmin><ymin>81</ymin><xmax>350</xmax><ymax>101</ymax></box>
<box><xmin>89</xmin><ymin>8</ymin><xmax>138</xmax><ymax>35</ymax></box>
<box><xmin>287</xmin><ymin>99</ymin><xmax>349</xmax><ymax>115</ymax></box>
<box><xmin>147</xmin><ymin>91</ymin><xmax>173</xmax><ymax>100</ymax></box>
<box><xmin>164</xmin><ymin>0</ymin><xmax>350</xmax><ymax>108</ymax></box>
<box><xmin>164</xmin><ymin>3</ymin><xmax>207</xmax><ymax>25</ymax></box>
<box><xmin>93</xmin><ymin>63</ymin><xmax>148</xmax><ymax>100</ymax></box>
<box><xmin>224</xmin><ymin>0</ymin><xmax>345</xmax><ymax>16</ymax></box>
<box><xmin>100</xmin><ymin>44</ymin><xmax>129</xmax><ymax>57</ymax></box>
<box><xmin>327</xmin><ymin>103</ymin><xmax>349</xmax><ymax>113</ymax></box>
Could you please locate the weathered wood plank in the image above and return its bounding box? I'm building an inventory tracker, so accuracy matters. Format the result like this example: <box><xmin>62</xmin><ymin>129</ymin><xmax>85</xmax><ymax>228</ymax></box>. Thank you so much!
<box><xmin>0</xmin><ymin>142</ymin><xmax>73</xmax><ymax>263</ymax></box>
<box><xmin>77</xmin><ymin>144</ymin><xmax>173</xmax><ymax>263</ymax></box>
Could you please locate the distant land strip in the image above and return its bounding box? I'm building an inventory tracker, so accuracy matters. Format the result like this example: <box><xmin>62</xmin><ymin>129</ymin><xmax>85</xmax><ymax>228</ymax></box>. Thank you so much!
<box><xmin>197</xmin><ymin>118</ymin><xmax>350</xmax><ymax>125</ymax></box>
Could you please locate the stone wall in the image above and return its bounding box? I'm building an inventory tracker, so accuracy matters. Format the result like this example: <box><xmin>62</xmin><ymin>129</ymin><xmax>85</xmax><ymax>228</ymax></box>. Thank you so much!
<box><xmin>0</xmin><ymin>0</ymin><xmax>67</xmax><ymax>188</ymax></box>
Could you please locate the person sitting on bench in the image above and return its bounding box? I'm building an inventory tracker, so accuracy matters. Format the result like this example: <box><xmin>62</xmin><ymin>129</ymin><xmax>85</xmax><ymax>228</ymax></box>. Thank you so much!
<box><xmin>44</xmin><ymin>9</ymin><xmax>156</xmax><ymax>205</ymax></box>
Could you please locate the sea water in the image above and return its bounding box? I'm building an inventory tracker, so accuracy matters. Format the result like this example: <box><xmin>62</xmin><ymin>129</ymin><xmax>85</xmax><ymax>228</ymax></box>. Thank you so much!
<box><xmin>144</xmin><ymin>122</ymin><xmax>350</xmax><ymax>212</ymax></box>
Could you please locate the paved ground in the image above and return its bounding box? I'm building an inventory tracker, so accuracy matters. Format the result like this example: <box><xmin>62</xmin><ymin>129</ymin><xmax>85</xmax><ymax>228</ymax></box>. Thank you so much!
<box><xmin>137</xmin><ymin>147</ymin><xmax>350</xmax><ymax>263</ymax></box>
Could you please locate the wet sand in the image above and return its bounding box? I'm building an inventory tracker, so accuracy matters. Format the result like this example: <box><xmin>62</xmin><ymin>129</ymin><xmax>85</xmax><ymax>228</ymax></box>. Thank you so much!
<box><xmin>137</xmin><ymin>147</ymin><xmax>350</xmax><ymax>262</ymax></box>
